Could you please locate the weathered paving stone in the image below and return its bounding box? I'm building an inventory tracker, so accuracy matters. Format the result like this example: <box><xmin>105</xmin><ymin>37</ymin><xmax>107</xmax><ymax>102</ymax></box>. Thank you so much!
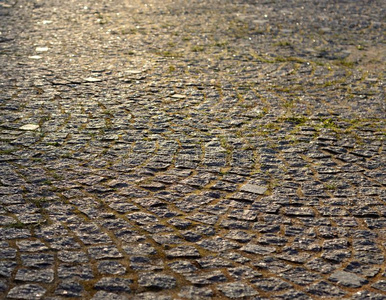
<box><xmin>354</xmin><ymin>251</ymin><xmax>384</xmax><ymax>265</ymax></box>
<box><xmin>21</xmin><ymin>254</ymin><xmax>54</xmax><ymax>267</ymax></box>
<box><xmin>187</xmin><ymin>213</ymin><xmax>219</xmax><ymax>225</ymax></box>
<box><xmin>88</xmin><ymin>245</ymin><xmax>123</xmax><ymax>260</ymax></box>
<box><xmin>228</xmin><ymin>266</ymin><xmax>262</xmax><ymax>280</ymax></box>
<box><xmin>94</xmin><ymin>277</ymin><xmax>132</xmax><ymax>292</ymax></box>
<box><xmin>225</xmin><ymin>230</ymin><xmax>255</xmax><ymax>243</ymax></box>
<box><xmin>57</xmin><ymin>251</ymin><xmax>89</xmax><ymax>263</ymax></box>
<box><xmin>126</xmin><ymin>212</ymin><xmax>159</xmax><ymax>225</ymax></box>
<box><xmin>97</xmin><ymin>261</ymin><xmax>126</xmax><ymax>275</ymax></box>
<box><xmin>91</xmin><ymin>291</ymin><xmax>129</xmax><ymax>300</ymax></box>
<box><xmin>240</xmin><ymin>184</ymin><xmax>268</xmax><ymax>195</ymax></box>
<box><xmin>306</xmin><ymin>281</ymin><xmax>346</xmax><ymax>297</ymax></box>
<box><xmin>165</xmin><ymin>245</ymin><xmax>201</xmax><ymax>258</ymax></box>
<box><xmin>221</xmin><ymin>219</ymin><xmax>250</xmax><ymax>230</ymax></box>
<box><xmin>131</xmin><ymin>292</ymin><xmax>172</xmax><ymax>300</ymax></box>
<box><xmin>58</xmin><ymin>264</ymin><xmax>94</xmax><ymax>280</ymax></box>
<box><xmin>371</xmin><ymin>280</ymin><xmax>386</xmax><ymax>292</ymax></box>
<box><xmin>351</xmin><ymin>291</ymin><xmax>386</xmax><ymax>300</ymax></box>
<box><xmin>122</xmin><ymin>243</ymin><xmax>156</xmax><ymax>255</ymax></box>
<box><xmin>329</xmin><ymin>270</ymin><xmax>369</xmax><ymax>288</ymax></box>
<box><xmin>0</xmin><ymin>261</ymin><xmax>17</xmax><ymax>277</ymax></box>
<box><xmin>321</xmin><ymin>249</ymin><xmax>351</xmax><ymax>263</ymax></box>
<box><xmin>281</xmin><ymin>267</ymin><xmax>322</xmax><ymax>285</ymax></box>
<box><xmin>181</xmin><ymin>173</ymin><xmax>216</xmax><ymax>188</ymax></box>
<box><xmin>7</xmin><ymin>284</ymin><xmax>46</xmax><ymax>299</ymax></box>
<box><xmin>16</xmin><ymin>240</ymin><xmax>48</xmax><ymax>252</ymax></box>
<box><xmin>251</xmin><ymin>277</ymin><xmax>293</xmax><ymax>292</ymax></box>
<box><xmin>15</xmin><ymin>268</ymin><xmax>55</xmax><ymax>283</ymax></box>
<box><xmin>240</xmin><ymin>243</ymin><xmax>276</xmax><ymax>255</ymax></box>
<box><xmin>130</xmin><ymin>258</ymin><xmax>164</xmax><ymax>271</ymax></box>
<box><xmin>344</xmin><ymin>261</ymin><xmax>380</xmax><ymax>278</ymax></box>
<box><xmin>169</xmin><ymin>260</ymin><xmax>198</xmax><ymax>273</ymax></box>
<box><xmin>283</xmin><ymin>207</ymin><xmax>315</xmax><ymax>217</ymax></box>
<box><xmin>272</xmin><ymin>290</ymin><xmax>312</xmax><ymax>300</ymax></box>
<box><xmin>253</xmin><ymin>257</ymin><xmax>293</xmax><ymax>274</ymax></box>
<box><xmin>73</xmin><ymin>224</ymin><xmax>112</xmax><ymax>244</ymax></box>
<box><xmin>229</xmin><ymin>209</ymin><xmax>258</xmax><ymax>221</ymax></box>
<box><xmin>138</xmin><ymin>273</ymin><xmax>176</xmax><ymax>289</ymax></box>
<box><xmin>185</xmin><ymin>270</ymin><xmax>227</xmax><ymax>285</ymax></box>
<box><xmin>217</xmin><ymin>282</ymin><xmax>259</xmax><ymax>298</ymax></box>
<box><xmin>0</xmin><ymin>215</ymin><xmax>17</xmax><ymax>226</ymax></box>
<box><xmin>167</xmin><ymin>218</ymin><xmax>192</xmax><ymax>229</ymax></box>
<box><xmin>230</xmin><ymin>192</ymin><xmax>257</xmax><ymax>202</ymax></box>
<box><xmin>54</xmin><ymin>280</ymin><xmax>84</xmax><ymax>297</ymax></box>
<box><xmin>197</xmin><ymin>237</ymin><xmax>239</xmax><ymax>252</ymax></box>
<box><xmin>153</xmin><ymin>234</ymin><xmax>184</xmax><ymax>245</ymax></box>
<box><xmin>1</xmin><ymin>0</ymin><xmax>385</xmax><ymax>298</ymax></box>
<box><xmin>178</xmin><ymin>286</ymin><xmax>214</xmax><ymax>299</ymax></box>
<box><xmin>258</xmin><ymin>234</ymin><xmax>288</xmax><ymax>246</ymax></box>
<box><xmin>0</xmin><ymin>279</ymin><xmax>7</xmax><ymax>292</ymax></box>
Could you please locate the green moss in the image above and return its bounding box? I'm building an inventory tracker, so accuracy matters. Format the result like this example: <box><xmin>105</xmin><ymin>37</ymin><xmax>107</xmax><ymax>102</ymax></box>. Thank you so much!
<box><xmin>46</xmin><ymin>142</ymin><xmax>60</xmax><ymax>147</ymax></box>
<box><xmin>61</xmin><ymin>152</ymin><xmax>72</xmax><ymax>159</ymax></box>
<box><xmin>156</xmin><ymin>51</ymin><xmax>182</xmax><ymax>58</ymax></box>
<box><xmin>274</xmin><ymin>56</ymin><xmax>306</xmax><ymax>64</ymax></box>
<box><xmin>0</xmin><ymin>149</ymin><xmax>15</xmax><ymax>155</ymax></box>
<box><xmin>283</xmin><ymin>116</ymin><xmax>308</xmax><ymax>125</ymax></box>
<box><xmin>334</xmin><ymin>59</ymin><xmax>355</xmax><ymax>68</ymax></box>
<box><xmin>274</xmin><ymin>40</ymin><xmax>292</xmax><ymax>47</ymax></box>
<box><xmin>322</xmin><ymin>118</ymin><xmax>337</xmax><ymax>129</ymax></box>
<box><xmin>214</xmin><ymin>40</ymin><xmax>228</xmax><ymax>48</ymax></box>
<box><xmin>325</xmin><ymin>183</ymin><xmax>337</xmax><ymax>190</ymax></box>
<box><xmin>6</xmin><ymin>221</ymin><xmax>28</xmax><ymax>229</ymax></box>
<box><xmin>168</xmin><ymin>65</ymin><xmax>176</xmax><ymax>72</ymax></box>
<box><xmin>191</xmin><ymin>45</ymin><xmax>204</xmax><ymax>52</ymax></box>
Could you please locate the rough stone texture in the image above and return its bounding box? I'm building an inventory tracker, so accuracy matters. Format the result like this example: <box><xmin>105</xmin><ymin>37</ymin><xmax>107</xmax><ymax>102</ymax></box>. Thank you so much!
<box><xmin>0</xmin><ymin>0</ymin><xmax>385</xmax><ymax>299</ymax></box>
<box><xmin>240</xmin><ymin>184</ymin><xmax>268</xmax><ymax>195</ymax></box>
<box><xmin>217</xmin><ymin>282</ymin><xmax>258</xmax><ymax>298</ymax></box>
<box><xmin>91</xmin><ymin>291</ymin><xmax>129</xmax><ymax>300</ymax></box>
<box><xmin>54</xmin><ymin>281</ymin><xmax>84</xmax><ymax>297</ymax></box>
<box><xmin>329</xmin><ymin>270</ymin><xmax>368</xmax><ymax>288</ymax></box>
<box><xmin>165</xmin><ymin>245</ymin><xmax>201</xmax><ymax>258</ymax></box>
<box><xmin>94</xmin><ymin>277</ymin><xmax>132</xmax><ymax>292</ymax></box>
<box><xmin>7</xmin><ymin>284</ymin><xmax>46</xmax><ymax>299</ymax></box>
<box><xmin>15</xmin><ymin>268</ymin><xmax>54</xmax><ymax>283</ymax></box>
<box><xmin>138</xmin><ymin>273</ymin><xmax>176</xmax><ymax>289</ymax></box>
<box><xmin>178</xmin><ymin>286</ymin><xmax>214</xmax><ymax>299</ymax></box>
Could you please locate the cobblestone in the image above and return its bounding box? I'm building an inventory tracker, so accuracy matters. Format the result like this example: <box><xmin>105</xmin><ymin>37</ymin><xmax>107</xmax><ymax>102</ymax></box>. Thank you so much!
<box><xmin>0</xmin><ymin>0</ymin><xmax>385</xmax><ymax>298</ymax></box>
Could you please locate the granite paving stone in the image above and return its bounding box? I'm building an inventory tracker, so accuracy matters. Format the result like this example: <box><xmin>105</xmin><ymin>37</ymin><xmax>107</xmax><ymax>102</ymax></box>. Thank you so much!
<box><xmin>372</xmin><ymin>280</ymin><xmax>386</xmax><ymax>292</ymax></box>
<box><xmin>91</xmin><ymin>291</ymin><xmax>129</xmax><ymax>300</ymax></box>
<box><xmin>0</xmin><ymin>0</ymin><xmax>385</xmax><ymax>298</ymax></box>
<box><xmin>217</xmin><ymin>282</ymin><xmax>259</xmax><ymax>298</ymax></box>
<box><xmin>165</xmin><ymin>245</ymin><xmax>201</xmax><ymax>258</ymax></box>
<box><xmin>178</xmin><ymin>286</ymin><xmax>214</xmax><ymax>299</ymax></box>
<box><xmin>138</xmin><ymin>273</ymin><xmax>176</xmax><ymax>289</ymax></box>
<box><xmin>0</xmin><ymin>261</ymin><xmax>17</xmax><ymax>278</ymax></box>
<box><xmin>94</xmin><ymin>277</ymin><xmax>132</xmax><ymax>292</ymax></box>
<box><xmin>97</xmin><ymin>260</ymin><xmax>127</xmax><ymax>275</ymax></box>
<box><xmin>7</xmin><ymin>284</ymin><xmax>46</xmax><ymax>300</ymax></box>
<box><xmin>329</xmin><ymin>270</ymin><xmax>369</xmax><ymax>288</ymax></box>
<box><xmin>54</xmin><ymin>280</ymin><xmax>84</xmax><ymax>297</ymax></box>
<box><xmin>185</xmin><ymin>270</ymin><xmax>228</xmax><ymax>285</ymax></box>
<box><xmin>15</xmin><ymin>268</ymin><xmax>55</xmax><ymax>283</ymax></box>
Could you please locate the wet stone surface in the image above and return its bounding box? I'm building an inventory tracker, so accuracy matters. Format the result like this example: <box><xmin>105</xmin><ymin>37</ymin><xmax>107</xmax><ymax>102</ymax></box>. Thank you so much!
<box><xmin>0</xmin><ymin>0</ymin><xmax>385</xmax><ymax>299</ymax></box>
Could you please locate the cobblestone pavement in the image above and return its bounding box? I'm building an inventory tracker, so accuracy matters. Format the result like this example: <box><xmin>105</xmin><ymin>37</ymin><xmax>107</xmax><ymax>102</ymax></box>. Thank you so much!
<box><xmin>1</xmin><ymin>0</ymin><xmax>385</xmax><ymax>299</ymax></box>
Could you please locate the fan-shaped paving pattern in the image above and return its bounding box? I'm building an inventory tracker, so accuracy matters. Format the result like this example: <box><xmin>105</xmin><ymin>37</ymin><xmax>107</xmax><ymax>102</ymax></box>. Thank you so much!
<box><xmin>0</xmin><ymin>0</ymin><xmax>385</xmax><ymax>299</ymax></box>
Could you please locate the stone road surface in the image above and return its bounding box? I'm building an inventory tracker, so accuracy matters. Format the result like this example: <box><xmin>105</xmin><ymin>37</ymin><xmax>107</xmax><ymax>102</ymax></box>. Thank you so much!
<box><xmin>1</xmin><ymin>0</ymin><xmax>385</xmax><ymax>299</ymax></box>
